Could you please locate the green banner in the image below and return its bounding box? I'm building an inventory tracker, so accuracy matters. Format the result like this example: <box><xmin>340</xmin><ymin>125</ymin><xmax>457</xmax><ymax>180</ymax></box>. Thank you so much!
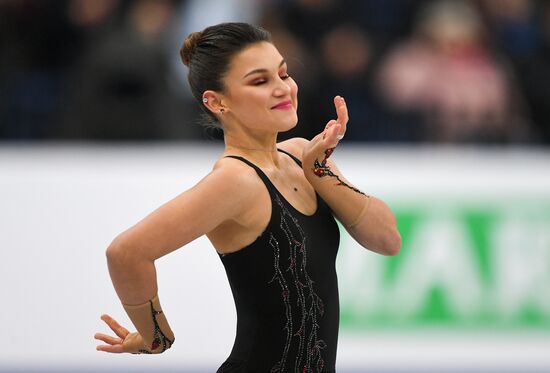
<box><xmin>338</xmin><ymin>200</ymin><xmax>550</xmax><ymax>330</ymax></box>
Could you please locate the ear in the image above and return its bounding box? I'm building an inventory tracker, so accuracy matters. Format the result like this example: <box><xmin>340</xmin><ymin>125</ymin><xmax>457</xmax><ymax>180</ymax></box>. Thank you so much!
<box><xmin>202</xmin><ymin>90</ymin><xmax>227</xmax><ymax>115</ymax></box>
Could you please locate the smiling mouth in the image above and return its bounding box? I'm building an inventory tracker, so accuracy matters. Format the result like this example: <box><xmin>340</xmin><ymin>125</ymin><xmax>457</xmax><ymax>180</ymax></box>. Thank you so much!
<box><xmin>271</xmin><ymin>100</ymin><xmax>293</xmax><ymax>109</ymax></box>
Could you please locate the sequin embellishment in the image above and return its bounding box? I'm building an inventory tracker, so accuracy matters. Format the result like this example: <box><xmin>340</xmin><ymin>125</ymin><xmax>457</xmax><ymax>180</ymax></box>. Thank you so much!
<box><xmin>137</xmin><ymin>300</ymin><xmax>175</xmax><ymax>354</ymax></box>
<box><xmin>269</xmin><ymin>194</ymin><xmax>326</xmax><ymax>373</ymax></box>
<box><xmin>313</xmin><ymin>148</ymin><xmax>366</xmax><ymax>196</ymax></box>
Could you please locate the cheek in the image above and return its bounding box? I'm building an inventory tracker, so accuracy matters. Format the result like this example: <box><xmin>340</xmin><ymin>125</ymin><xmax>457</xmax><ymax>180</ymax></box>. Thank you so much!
<box><xmin>290</xmin><ymin>80</ymin><xmax>299</xmax><ymax>108</ymax></box>
<box><xmin>233</xmin><ymin>89</ymin><xmax>267</xmax><ymax>111</ymax></box>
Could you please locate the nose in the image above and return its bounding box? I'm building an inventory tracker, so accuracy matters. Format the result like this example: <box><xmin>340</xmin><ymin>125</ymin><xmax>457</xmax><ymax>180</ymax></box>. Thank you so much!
<box><xmin>273</xmin><ymin>76</ymin><xmax>291</xmax><ymax>97</ymax></box>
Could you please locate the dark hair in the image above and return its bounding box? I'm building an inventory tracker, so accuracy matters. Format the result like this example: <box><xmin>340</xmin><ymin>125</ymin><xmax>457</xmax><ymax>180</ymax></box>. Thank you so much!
<box><xmin>180</xmin><ymin>22</ymin><xmax>272</xmax><ymax>129</ymax></box>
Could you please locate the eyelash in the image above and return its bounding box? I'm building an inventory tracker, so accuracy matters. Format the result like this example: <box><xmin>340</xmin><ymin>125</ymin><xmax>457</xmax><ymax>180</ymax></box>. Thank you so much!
<box><xmin>253</xmin><ymin>74</ymin><xmax>291</xmax><ymax>85</ymax></box>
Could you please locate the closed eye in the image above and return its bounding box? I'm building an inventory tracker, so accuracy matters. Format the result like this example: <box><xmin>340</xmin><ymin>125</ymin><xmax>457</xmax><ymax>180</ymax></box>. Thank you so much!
<box><xmin>252</xmin><ymin>74</ymin><xmax>291</xmax><ymax>86</ymax></box>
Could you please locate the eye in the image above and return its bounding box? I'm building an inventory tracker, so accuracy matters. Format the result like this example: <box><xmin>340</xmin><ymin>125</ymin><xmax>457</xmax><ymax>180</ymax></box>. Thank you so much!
<box><xmin>251</xmin><ymin>74</ymin><xmax>290</xmax><ymax>86</ymax></box>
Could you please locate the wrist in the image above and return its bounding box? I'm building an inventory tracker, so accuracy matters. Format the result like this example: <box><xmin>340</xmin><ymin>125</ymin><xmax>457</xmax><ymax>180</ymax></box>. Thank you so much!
<box><xmin>123</xmin><ymin>294</ymin><xmax>175</xmax><ymax>354</ymax></box>
<box><xmin>303</xmin><ymin>147</ymin><xmax>335</xmax><ymax>179</ymax></box>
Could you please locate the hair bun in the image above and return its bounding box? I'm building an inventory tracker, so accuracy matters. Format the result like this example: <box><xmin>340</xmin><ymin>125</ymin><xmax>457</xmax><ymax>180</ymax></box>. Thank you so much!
<box><xmin>181</xmin><ymin>31</ymin><xmax>203</xmax><ymax>67</ymax></box>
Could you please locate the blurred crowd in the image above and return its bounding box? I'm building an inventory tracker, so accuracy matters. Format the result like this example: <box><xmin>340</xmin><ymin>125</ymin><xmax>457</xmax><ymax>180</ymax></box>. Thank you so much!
<box><xmin>1</xmin><ymin>0</ymin><xmax>549</xmax><ymax>144</ymax></box>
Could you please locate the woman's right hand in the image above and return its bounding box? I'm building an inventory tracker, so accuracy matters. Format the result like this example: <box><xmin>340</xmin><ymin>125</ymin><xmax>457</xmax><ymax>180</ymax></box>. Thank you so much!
<box><xmin>301</xmin><ymin>95</ymin><xmax>348</xmax><ymax>170</ymax></box>
<box><xmin>94</xmin><ymin>314</ymin><xmax>147</xmax><ymax>354</ymax></box>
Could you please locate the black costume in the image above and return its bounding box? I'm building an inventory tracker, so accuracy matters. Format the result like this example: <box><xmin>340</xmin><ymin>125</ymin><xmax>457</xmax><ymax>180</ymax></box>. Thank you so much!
<box><xmin>217</xmin><ymin>149</ymin><xmax>340</xmax><ymax>373</ymax></box>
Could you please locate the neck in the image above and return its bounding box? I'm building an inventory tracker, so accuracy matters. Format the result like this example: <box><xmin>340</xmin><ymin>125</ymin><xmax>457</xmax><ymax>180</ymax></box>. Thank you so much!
<box><xmin>224</xmin><ymin>134</ymin><xmax>281</xmax><ymax>167</ymax></box>
<box><xmin>225</xmin><ymin>132</ymin><xmax>277</xmax><ymax>149</ymax></box>
<box><xmin>226</xmin><ymin>144</ymin><xmax>278</xmax><ymax>152</ymax></box>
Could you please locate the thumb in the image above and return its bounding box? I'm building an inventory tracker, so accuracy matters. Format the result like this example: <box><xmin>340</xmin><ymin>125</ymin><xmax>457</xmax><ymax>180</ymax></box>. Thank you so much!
<box><xmin>323</xmin><ymin>120</ymin><xmax>338</xmax><ymax>136</ymax></box>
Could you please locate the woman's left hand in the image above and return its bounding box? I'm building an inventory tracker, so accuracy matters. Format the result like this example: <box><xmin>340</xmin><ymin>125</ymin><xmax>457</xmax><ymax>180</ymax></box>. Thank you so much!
<box><xmin>302</xmin><ymin>95</ymin><xmax>348</xmax><ymax>167</ymax></box>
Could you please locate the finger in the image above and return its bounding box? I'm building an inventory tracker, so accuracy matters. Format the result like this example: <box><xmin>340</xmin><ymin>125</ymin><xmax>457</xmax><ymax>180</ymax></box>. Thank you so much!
<box><xmin>94</xmin><ymin>332</ymin><xmax>123</xmax><ymax>345</ymax></box>
<box><xmin>323</xmin><ymin>120</ymin><xmax>338</xmax><ymax>139</ymax></box>
<box><xmin>334</xmin><ymin>96</ymin><xmax>348</xmax><ymax>133</ymax></box>
<box><xmin>325</xmin><ymin>118</ymin><xmax>337</xmax><ymax>128</ymax></box>
<box><xmin>324</xmin><ymin>123</ymin><xmax>342</xmax><ymax>148</ymax></box>
<box><xmin>96</xmin><ymin>343</ymin><xmax>125</xmax><ymax>353</ymax></box>
<box><xmin>101</xmin><ymin>314</ymin><xmax>130</xmax><ymax>339</ymax></box>
<box><xmin>311</xmin><ymin>119</ymin><xmax>341</xmax><ymax>160</ymax></box>
<box><xmin>335</xmin><ymin>96</ymin><xmax>348</xmax><ymax>128</ymax></box>
<box><xmin>332</xmin><ymin>122</ymin><xmax>342</xmax><ymax>143</ymax></box>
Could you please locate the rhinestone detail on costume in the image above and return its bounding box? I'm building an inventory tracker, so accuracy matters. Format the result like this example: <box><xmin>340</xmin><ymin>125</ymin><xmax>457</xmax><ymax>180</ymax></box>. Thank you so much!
<box><xmin>269</xmin><ymin>194</ymin><xmax>326</xmax><ymax>373</ymax></box>
<box><xmin>137</xmin><ymin>300</ymin><xmax>175</xmax><ymax>354</ymax></box>
<box><xmin>313</xmin><ymin>148</ymin><xmax>366</xmax><ymax>196</ymax></box>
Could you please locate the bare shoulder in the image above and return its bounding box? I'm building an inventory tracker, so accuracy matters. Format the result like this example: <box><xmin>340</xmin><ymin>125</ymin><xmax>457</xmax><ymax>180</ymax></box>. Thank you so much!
<box><xmin>212</xmin><ymin>155</ymin><xmax>259</xmax><ymax>177</ymax></box>
<box><xmin>209</xmin><ymin>155</ymin><xmax>264</xmax><ymax>197</ymax></box>
<box><xmin>106</xmin><ymin>155</ymin><xmax>266</xmax><ymax>260</ymax></box>
<box><xmin>173</xmin><ymin>155</ymin><xmax>264</xmax><ymax>225</ymax></box>
<box><xmin>277</xmin><ymin>137</ymin><xmax>309</xmax><ymax>162</ymax></box>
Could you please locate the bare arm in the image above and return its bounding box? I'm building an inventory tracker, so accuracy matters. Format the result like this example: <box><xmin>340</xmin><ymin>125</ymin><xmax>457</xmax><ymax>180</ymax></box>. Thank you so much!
<box><xmin>106</xmin><ymin>162</ymin><xmax>254</xmax><ymax>304</ymax></box>
<box><xmin>95</xmin><ymin>161</ymin><xmax>255</xmax><ymax>353</ymax></box>
<box><xmin>295</xmin><ymin>96</ymin><xmax>401</xmax><ymax>255</ymax></box>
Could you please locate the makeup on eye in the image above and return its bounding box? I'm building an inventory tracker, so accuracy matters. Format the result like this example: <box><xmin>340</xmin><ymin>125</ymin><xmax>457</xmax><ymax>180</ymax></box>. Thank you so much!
<box><xmin>242</xmin><ymin>59</ymin><xmax>287</xmax><ymax>78</ymax></box>
<box><xmin>251</xmin><ymin>73</ymin><xmax>291</xmax><ymax>85</ymax></box>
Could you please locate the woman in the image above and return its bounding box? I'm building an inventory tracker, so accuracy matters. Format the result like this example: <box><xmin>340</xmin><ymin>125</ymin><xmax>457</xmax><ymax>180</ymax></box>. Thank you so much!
<box><xmin>94</xmin><ymin>22</ymin><xmax>401</xmax><ymax>372</ymax></box>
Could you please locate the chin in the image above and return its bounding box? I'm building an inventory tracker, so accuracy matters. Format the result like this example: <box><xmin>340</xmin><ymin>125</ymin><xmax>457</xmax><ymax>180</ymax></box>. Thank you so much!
<box><xmin>284</xmin><ymin>112</ymin><xmax>299</xmax><ymax>127</ymax></box>
<box><xmin>279</xmin><ymin>119</ymin><xmax>298</xmax><ymax>133</ymax></box>
<box><xmin>268</xmin><ymin>111</ymin><xmax>298</xmax><ymax>132</ymax></box>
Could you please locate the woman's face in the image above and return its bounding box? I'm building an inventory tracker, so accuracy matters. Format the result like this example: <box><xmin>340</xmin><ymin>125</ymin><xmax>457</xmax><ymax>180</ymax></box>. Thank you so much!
<box><xmin>220</xmin><ymin>42</ymin><xmax>299</xmax><ymax>134</ymax></box>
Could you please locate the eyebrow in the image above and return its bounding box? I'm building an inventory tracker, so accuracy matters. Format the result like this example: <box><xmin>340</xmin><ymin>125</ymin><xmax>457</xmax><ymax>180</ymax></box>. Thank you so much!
<box><xmin>242</xmin><ymin>59</ymin><xmax>286</xmax><ymax>79</ymax></box>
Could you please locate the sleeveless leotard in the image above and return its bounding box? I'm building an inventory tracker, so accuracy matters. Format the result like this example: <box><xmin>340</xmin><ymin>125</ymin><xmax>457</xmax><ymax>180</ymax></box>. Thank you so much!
<box><xmin>217</xmin><ymin>149</ymin><xmax>340</xmax><ymax>373</ymax></box>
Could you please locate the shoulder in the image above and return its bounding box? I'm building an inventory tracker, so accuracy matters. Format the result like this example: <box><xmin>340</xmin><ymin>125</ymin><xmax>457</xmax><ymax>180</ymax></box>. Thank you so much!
<box><xmin>203</xmin><ymin>156</ymin><xmax>270</xmax><ymax>225</ymax></box>
<box><xmin>206</xmin><ymin>155</ymin><xmax>264</xmax><ymax>198</ymax></box>
<box><xmin>211</xmin><ymin>155</ymin><xmax>259</xmax><ymax>180</ymax></box>
<box><xmin>168</xmin><ymin>155</ymin><xmax>265</xmax><ymax>225</ymax></box>
<box><xmin>277</xmin><ymin>137</ymin><xmax>309</xmax><ymax>162</ymax></box>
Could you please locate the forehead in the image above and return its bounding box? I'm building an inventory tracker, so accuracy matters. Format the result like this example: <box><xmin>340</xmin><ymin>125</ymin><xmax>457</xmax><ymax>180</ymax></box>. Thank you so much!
<box><xmin>227</xmin><ymin>42</ymin><xmax>284</xmax><ymax>77</ymax></box>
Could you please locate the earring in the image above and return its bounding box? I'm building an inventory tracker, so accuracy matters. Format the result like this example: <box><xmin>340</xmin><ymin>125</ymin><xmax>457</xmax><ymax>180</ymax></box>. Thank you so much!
<box><xmin>202</xmin><ymin>98</ymin><xmax>208</xmax><ymax>104</ymax></box>
<box><xmin>220</xmin><ymin>108</ymin><xmax>225</xmax><ymax>114</ymax></box>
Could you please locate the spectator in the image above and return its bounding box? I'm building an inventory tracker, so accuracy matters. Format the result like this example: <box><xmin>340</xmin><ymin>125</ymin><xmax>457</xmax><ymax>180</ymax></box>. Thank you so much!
<box><xmin>317</xmin><ymin>23</ymin><xmax>393</xmax><ymax>141</ymax></box>
<box><xmin>59</xmin><ymin>0</ymin><xmax>201</xmax><ymax>140</ymax></box>
<box><xmin>481</xmin><ymin>0</ymin><xmax>540</xmax><ymax>60</ymax></box>
<box><xmin>0</xmin><ymin>0</ymin><xmax>78</xmax><ymax>139</ymax></box>
<box><xmin>0</xmin><ymin>0</ymin><xmax>545</xmax><ymax>144</ymax></box>
<box><xmin>377</xmin><ymin>0</ymin><xmax>530</xmax><ymax>143</ymax></box>
<box><xmin>510</xmin><ymin>1</ymin><xmax>550</xmax><ymax>143</ymax></box>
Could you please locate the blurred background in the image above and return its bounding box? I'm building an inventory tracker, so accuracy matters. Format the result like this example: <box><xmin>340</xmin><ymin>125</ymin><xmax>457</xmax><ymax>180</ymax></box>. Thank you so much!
<box><xmin>1</xmin><ymin>0</ymin><xmax>549</xmax><ymax>372</ymax></box>
<box><xmin>1</xmin><ymin>0</ymin><xmax>550</xmax><ymax>143</ymax></box>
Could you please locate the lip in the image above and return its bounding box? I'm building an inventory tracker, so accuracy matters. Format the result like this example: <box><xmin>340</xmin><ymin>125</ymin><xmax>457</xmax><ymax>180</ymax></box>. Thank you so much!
<box><xmin>271</xmin><ymin>100</ymin><xmax>293</xmax><ymax>110</ymax></box>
